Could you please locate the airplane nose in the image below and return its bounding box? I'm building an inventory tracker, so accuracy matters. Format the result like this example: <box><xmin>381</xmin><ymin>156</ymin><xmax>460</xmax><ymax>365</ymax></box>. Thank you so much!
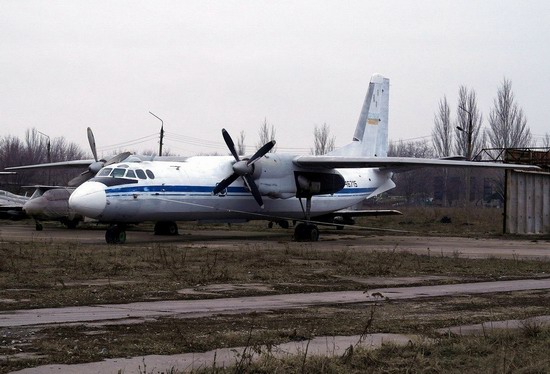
<box><xmin>69</xmin><ymin>181</ymin><xmax>107</xmax><ymax>219</ymax></box>
<box><xmin>23</xmin><ymin>197</ymin><xmax>44</xmax><ymax>216</ymax></box>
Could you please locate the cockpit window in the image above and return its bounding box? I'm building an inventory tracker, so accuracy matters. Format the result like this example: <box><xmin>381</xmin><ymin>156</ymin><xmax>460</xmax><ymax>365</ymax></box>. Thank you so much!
<box><xmin>125</xmin><ymin>169</ymin><xmax>136</xmax><ymax>179</ymax></box>
<box><xmin>111</xmin><ymin>168</ymin><xmax>126</xmax><ymax>178</ymax></box>
<box><xmin>146</xmin><ymin>169</ymin><xmax>155</xmax><ymax>179</ymax></box>
<box><xmin>97</xmin><ymin>168</ymin><xmax>112</xmax><ymax>177</ymax></box>
<box><xmin>135</xmin><ymin>169</ymin><xmax>147</xmax><ymax>179</ymax></box>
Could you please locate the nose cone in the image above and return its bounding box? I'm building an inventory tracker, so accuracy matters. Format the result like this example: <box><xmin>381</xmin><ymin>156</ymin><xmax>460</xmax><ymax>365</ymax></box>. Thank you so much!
<box><xmin>23</xmin><ymin>197</ymin><xmax>46</xmax><ymax>216</ymax></box>
<box><xmin>69</xmin><ymin>181</ymin><xmax>107</xmax><ymax>218</ymax></box>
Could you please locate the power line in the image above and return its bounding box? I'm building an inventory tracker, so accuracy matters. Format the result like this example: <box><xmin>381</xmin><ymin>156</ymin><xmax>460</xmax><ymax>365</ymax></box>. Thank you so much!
<box><xmin>98</xmin><ymin>133</ymin><xmax>159</xmax><ymax>153</ymax></box>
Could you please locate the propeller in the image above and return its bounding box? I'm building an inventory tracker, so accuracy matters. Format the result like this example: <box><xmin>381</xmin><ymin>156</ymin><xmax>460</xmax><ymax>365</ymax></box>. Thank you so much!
<box><xmin>213</xmin><ymin>129</ymin><xmax>275</xmax><ymax>208</ymax></box>
<box><xmin>68</xmin><ymin>127</ymin><xmax>132</xmax><ymax>187</ymax></box>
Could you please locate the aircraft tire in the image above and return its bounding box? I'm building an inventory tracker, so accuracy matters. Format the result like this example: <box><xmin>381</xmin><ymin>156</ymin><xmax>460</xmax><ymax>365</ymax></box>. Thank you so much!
<box><xmin>116</xmin><ymin>230</ymin><xmax>127</xmax><ymax>244</ymax></box>
<box><xmin>65</xmin><ymin>219</ymin><xmax>79</xmax><ymax>229</ymax></box>
<box><xmin>105</xmin><ymin>229</ymin><xmax>115</xmax><ymax>244</ymax></box>
<box><xmin>294</xmin><ymin>223</ymin><xmax>319</xmax><ymax>242</ymax></box>
<box><xmin>308</xmin><ymin>225</ymin><xmax>320</xmax><ymax>241</ymax></box>
<box><xmin>166</xmin><ymin>222</ymin><xmax>178</xmax><ymax>235</ymax></box>
<box><xmin>154</xmin><ymin>221</ymin><xmax>179</xmax><ymax>236</ymax></box>
<box><xmin>294</xmin><ymin>223</ymin><xmax>306</xmax><ymax>241</ymax></box>
<box><xmin>106</xmin><ymin>225</ymin><xmax>126</xmax><ymax>244</ymax></box>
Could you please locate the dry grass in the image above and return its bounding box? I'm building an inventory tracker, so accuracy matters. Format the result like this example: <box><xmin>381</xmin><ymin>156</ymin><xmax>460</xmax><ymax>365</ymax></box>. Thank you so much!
<box><xmin>1</xmin><ymin>206</ymin><xmax>550</xmax><ymax>373</ymax></box>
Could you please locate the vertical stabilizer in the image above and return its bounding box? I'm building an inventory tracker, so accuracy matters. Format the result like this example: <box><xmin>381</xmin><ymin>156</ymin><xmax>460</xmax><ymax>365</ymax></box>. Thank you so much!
<box><xmin>329</xmin><ymin>74</ymin><xmax>389</xmax><ymax>157</ymax></box>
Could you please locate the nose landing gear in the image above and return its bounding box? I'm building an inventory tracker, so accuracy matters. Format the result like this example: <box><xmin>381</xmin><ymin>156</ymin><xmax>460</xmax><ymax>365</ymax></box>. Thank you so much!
<box><xmin>105</xmin><ymin>224</ymin><xmax>126</xmax><ymax>244</ymax></box>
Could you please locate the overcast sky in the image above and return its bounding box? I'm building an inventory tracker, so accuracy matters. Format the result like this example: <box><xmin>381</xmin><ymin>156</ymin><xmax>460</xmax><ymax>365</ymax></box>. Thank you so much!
<box><xmin>1</xmin><ymin>0</ymin><xmax>549</xmax><ymax>157</ymax></box>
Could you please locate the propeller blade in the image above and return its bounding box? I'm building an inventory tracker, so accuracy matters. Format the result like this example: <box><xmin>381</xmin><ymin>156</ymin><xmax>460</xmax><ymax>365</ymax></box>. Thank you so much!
<box><xmin>215</xmin><ymin>128</ymin><xmax>269</xmax><ymax>207</ymax></box>
<box><xmin>243</xmin><ymin>175</ymin><xmax>264</xmax><ymax>208</ymax></box>
<box><xmin>105</xmin><ymin>152</ymin><xmax>132</xmax><ymax>166</ymax></box>
<box><xmin>222</xmin><ymin>129</ymin><xmax>240</xmax><ymax>161</ymax></box>
<box><xmin>247</xmin><ymin>140</ymin><xmax>276</xmax><ymax>165</ymax></box>
<box><xmin>68</xmin><ymin>171</ymin><xmax>93</xmax><ymax>187</ymax></box>
<box><xmin>213</xmin><ymin>173</ymin><xmax>239</xmax><ymax>195</ymax></box>
<box><xmin>87</xmin><ymin>127</ymin><xmax>98</xmax><ymax>162</ymax></box>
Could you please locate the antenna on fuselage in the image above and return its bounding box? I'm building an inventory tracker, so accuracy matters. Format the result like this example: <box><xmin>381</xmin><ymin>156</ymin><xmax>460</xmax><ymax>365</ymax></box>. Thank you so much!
<box><xmin>149</xmin><ymin>111</ymin><xmax>164</xmax><ymax>156</ymax></box>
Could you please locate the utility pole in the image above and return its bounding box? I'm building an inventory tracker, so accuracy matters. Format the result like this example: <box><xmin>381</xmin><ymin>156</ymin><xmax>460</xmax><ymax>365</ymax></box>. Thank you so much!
<box><xmin>37</xmin><ymin>131</ymin><xmax>51</xmax><ymax>184</ymax></box>
<box><xmin>149</xmin><ymin>111</ymin><xmax>164</xmax><ymax>156</ymax></box>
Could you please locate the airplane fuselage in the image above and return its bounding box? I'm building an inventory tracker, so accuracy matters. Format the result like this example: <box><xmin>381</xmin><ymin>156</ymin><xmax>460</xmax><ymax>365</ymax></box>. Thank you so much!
<box><xmin>69</xmin><ymin>154</ymin><xmax>393</xmax><ymax>224</ymax></box>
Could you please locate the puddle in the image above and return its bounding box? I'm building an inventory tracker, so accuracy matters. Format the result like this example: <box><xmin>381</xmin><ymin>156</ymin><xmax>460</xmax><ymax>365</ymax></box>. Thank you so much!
<box><xmin>177</xmin><ymin>283</ymin><xmax>274</xmax><ymax>295</ymax></box>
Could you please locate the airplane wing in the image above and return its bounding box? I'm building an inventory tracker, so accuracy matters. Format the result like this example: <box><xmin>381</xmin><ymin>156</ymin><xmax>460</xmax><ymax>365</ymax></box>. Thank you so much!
<box><xmin>5</xmin><ymin>160</ymin><xmax>96</xmax><ymax>171</ymax></box>
<box><xmin>293</xmin><ymin>156</ymin><xmax>541</xmax><ymax>171</ymax></box>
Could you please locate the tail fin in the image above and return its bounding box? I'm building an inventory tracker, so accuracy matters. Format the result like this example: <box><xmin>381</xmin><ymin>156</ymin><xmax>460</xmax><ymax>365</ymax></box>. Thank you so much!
<box><xmin>329</xmin><ymin>74</ymin><xmax>389</xmax><ymax>157</ymax></box>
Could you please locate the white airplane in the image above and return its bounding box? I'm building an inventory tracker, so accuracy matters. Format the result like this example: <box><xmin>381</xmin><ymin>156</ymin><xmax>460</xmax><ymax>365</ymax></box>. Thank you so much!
<box><xmin>68</xmin><ymin>74</ymin><xmax>539</xmax><ymax>244</ymax></box>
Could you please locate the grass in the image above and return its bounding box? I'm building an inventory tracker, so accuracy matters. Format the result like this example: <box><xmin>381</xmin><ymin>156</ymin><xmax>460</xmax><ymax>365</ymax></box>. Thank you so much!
<box><xmin>215</xmin><ymin>327</ymin><xmax>550</xmax><ymax>373</ymax></box>
<box><xmin>357</xmin><ymin>206</ymin><xmax>511</xmax><ymax>236</ymax></box>
<box><xmin>1</xmin><ymin>233</ymin><xmax>550</xmax><ymax>311</ymax></box>
<box><xmin>1</xmin><ymin>206</ymin><xmax>550</xmax><ymax>373</ymax></box>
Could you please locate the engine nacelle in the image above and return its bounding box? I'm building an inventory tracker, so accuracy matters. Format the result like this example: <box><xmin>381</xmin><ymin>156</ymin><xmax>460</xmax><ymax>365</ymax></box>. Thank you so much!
<box><xmin>253</xmin><ymin>154</ymin><xmax>345</xmax><ymax>199</ymax></box>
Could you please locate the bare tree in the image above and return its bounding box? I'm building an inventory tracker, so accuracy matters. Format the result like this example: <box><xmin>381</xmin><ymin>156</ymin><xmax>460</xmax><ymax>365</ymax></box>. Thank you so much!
<box><xmin>388</xmin><ymin>139</ymin><xmax>435</xmax><ymax>203</ymax></box>
<box><xmin>543</xmin><ymin>133</ymin><xmax>550</xmax><ymax>148</ymax></box>
<box><xmin>0</xmin><ymin>128</ymin><xmax>87</xmax><ymax>188</ymax></box>
<box><xmin>487</xmin><ymin>78</ymin><xmax>532</xmax><ymax>151</ymax></box>
<box><xmin>50</xmin><ymin>137</ymin><xmax>87</xmax><ymax>162</ymax></box>
<box><xmin>432</xmin><ymin>96</ymin><xmax>453</xmax><ymax>157</ymax></box>
<box><xmin>257</xmin><ymin>118</ymin><xmax>276</xmax><ymax>152</ymax></box>
<box><xmin>454</xmin><ymin>86</ymin><xmax>484</xmax><ymax>160</ymax></box>
<box><xmin>388</xmin><ymin>139</ymin><xmax>434</xmax><ymax>158</ymax></box>
<box><xmin>237</xmin><ymin>130</ymin><xmax>246</xmax><ymax>156</ymax></box>
<box><xmin>431</xmin><ymin>96</ymin><xmax>453</xmax><ymax>206</ymax></box>
<box><xmin>311</xmin><ymin>123</ymin><xmax>336</xmax><ymax>155</ymax></box>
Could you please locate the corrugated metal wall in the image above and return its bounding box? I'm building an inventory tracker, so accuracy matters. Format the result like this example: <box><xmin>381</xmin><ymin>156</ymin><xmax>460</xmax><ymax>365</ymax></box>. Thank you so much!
<box><xmin>505</xmin><ymin>170</ymin><xmax>550</xmax><ymax>234</ymax></box>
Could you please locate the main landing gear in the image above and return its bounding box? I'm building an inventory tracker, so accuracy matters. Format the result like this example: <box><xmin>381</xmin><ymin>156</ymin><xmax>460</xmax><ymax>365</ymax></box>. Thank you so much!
<box><xmin>294</xmin><ymin>222</ymin><xmax>319</xmax><ymax>242</ymax></box>
<box><xmin>294</xmin><ymin>196</ymin><xmax>320</xmax><ymax>242</ymax></box>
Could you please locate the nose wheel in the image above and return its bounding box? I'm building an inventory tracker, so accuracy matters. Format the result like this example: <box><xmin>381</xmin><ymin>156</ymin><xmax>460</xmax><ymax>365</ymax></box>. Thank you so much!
<box><xmin>105</xmin><ymin>224</ymin><xmax>126</xmax><ymax>244</ymax></box>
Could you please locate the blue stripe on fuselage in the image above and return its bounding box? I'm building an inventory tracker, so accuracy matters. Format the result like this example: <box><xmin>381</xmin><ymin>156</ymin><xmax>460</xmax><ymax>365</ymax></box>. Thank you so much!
<box><xmin>104</xmin><ymin>185</ymin><xmax>374</xmax><ymax>196</ymax></box>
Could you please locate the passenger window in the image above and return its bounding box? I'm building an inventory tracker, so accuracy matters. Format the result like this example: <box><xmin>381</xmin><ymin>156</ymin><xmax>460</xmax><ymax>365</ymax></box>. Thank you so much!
<box><xmin>111</xmin><ymin>168</ymin><xmax>126</xmax><ymax>178</ymax></box>
<box><xmin>98</xmin><ymin>168</ymin><xmax>112</xmax><ymax>177</ymax></box>
<box><xmin>135</xmin><ymin>169</ymin><xmax>147</xmax><ymax>179</ymax></box>
<box><xmin>126</xmin><ymin>170</ymin><xmax>136</xmax><ymax>179</ymax></box>
<box><xmin>146</xmin><ymin>170</ymin><xmax>155</xmax><ymax>179</ymax></box>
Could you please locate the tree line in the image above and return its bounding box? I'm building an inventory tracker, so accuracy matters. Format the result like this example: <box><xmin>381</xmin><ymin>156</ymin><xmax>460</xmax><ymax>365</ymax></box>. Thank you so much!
<box><xmin>0</xmin><ymin>129</ymin><xmax>87</xmax><ymax>192</ymax></box>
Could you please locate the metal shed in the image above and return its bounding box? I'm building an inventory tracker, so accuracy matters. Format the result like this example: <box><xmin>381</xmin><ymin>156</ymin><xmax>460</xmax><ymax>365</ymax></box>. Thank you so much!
<box><xmin>505</xmin><ymin>169</ymin><xmax>550</xmax><ymax>234</ymax></box>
